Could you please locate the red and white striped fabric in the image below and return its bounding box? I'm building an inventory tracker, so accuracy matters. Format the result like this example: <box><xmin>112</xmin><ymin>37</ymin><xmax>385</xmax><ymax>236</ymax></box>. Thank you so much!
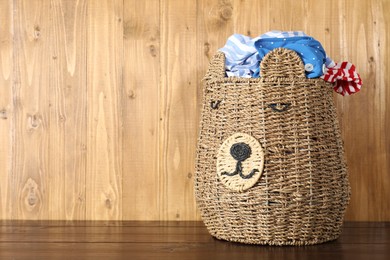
<box><xmin>321</xmin><ymin>61</ymin><xmax>362</xmax><ymax>96</ymax></box>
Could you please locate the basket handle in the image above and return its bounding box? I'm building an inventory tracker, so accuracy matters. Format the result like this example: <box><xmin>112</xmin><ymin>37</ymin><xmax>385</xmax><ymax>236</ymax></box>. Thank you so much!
<box><xmin>204</xmin><ymin>48</ymin><xmax>306</xmax><ymax>80</ymax></box>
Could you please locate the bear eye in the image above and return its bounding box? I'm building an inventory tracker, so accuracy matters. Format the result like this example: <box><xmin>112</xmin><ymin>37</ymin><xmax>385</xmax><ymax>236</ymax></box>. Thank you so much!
<box><xmin>268</xmin><ymin>103</ymin><xmax>291</xmax><ymax>112</ymax></box>
<box><xmin>210</xmin><ymin>100</ymin><xmax>221</xmax><ymax>109</ymax></box>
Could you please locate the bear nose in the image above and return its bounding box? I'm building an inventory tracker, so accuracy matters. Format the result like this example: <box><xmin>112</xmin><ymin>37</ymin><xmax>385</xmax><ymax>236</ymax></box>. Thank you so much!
<box><xmin>230</xmin><ymin>142</ymin><xmax>252</xmax><ymax>161</ymax></box>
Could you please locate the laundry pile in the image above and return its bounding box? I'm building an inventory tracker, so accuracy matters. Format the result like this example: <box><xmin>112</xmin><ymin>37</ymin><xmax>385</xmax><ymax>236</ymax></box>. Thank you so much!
<box><xmin>219</xmin><ymin>31</ymin><xmax>362</xmax><ymax>96</ymax></box>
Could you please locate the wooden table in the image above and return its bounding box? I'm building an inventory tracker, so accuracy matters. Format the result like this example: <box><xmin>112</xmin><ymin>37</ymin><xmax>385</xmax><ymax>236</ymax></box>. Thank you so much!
<box><xmin>0</xmin><ymin>221</ymin><xmax>389</xmax><ymax>259</ymax></box>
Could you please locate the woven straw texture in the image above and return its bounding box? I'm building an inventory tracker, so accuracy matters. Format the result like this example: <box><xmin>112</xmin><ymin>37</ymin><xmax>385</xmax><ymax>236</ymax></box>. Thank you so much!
<box><xmin>195</xmin><ymin>48</ymin><xmax>350</xmax><ymax>246</ymax></box>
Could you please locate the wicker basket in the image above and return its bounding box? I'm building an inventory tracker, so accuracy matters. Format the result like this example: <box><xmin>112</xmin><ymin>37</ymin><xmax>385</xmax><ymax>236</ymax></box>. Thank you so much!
<box><xmin>195</xmin><ymin>48</ymin><xmax>350</xmax><ymax>246</ymax></box>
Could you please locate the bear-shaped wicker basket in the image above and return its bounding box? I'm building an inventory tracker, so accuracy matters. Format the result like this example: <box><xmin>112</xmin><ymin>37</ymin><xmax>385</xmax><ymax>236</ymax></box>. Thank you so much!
<box><xmin>195</xmin><ymin>48</ymin><xmax>350</xmax><ymax>246</ymax></box>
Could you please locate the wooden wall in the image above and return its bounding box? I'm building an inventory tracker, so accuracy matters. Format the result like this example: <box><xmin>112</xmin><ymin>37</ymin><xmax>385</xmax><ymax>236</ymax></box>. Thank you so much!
<box><xmin>0</xmin><ymin>0</ymin><xmax>388</xmax><ymax>221</ymax></box>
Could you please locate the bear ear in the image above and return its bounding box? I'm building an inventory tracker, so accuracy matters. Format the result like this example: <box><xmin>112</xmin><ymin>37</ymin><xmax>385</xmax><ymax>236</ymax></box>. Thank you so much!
<box><xmin>204</xmin><ymin>52</ymin><xmax>226</xmax><ymax>81</ymax></box>
<box><xmin>260</xmin><ymin>48</ymin><xmax>306</xmax><ymax>78</ymax></box>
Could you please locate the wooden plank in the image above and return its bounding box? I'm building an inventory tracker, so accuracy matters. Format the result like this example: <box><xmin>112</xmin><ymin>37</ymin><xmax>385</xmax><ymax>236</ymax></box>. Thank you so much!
<box><xmin>0</xmin><ymin>227</ymin><xmax>212</xmax><ymax>243</ymax></box>
<box><xmin>12</xmin><ymin>0</ymin><xmax>53</xmax><ymax>219</ymax></box>
<box><xmin>0</xmin><ymin>220</ymin><xmax>206</xmax><ymax>227</ymax></box>
<box><xmin>46</xmin><ymin>0</ymin><xmax>87</xmax><ymax>220</ymax></box>
<box><xmin>382</xmin><ymin>0</ymin><xmax>390</xmax><ymax>222</ymax></box>
<box><xmin>0</xmin><ymin>242</ymin><xmax>389</xmax><ymax>260</ymax></box>
<box><xmin>336</xmin><ymin>0</ymin><xmax>390</xmax><ymax>221</ymax></box>
<box><xmin>0</xmin><ymin>221</ymin><xmax>388</xmax><ymax>244</ymax></box>
<box><xmin>0</xmin><ymin>0</ymin><xmax>13</xmax><ymax>220</ymax></box>
<box><xmin>122</xmin><ymin>0</ymin><xmax>160</xmax><ymax>220</ymax></box>
<box><xmin>86</xmin><ymin>0</ymin><xmax>123</xmax><ymax>220</ymax></box>
<box><xmin>159</xmin><ymin>0</ymin><xmax>199</xmax><ymax>220</ymax></box>
<box><xmin>0</xmin><ymin>221</ymin><xmax>389</xmax><ymax>259</ymax></box>
<box><xmin>0</xmin><ymin>225</ymin><xmax>389</xmax><ymax>244</ymax></box>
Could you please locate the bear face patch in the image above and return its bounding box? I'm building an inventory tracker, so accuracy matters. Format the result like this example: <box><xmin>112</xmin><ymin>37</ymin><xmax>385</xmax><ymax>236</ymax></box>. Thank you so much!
<box><xmin>217</xmin><ymin>133</ymin><xmax>265</xmax><ymax>192</ymax></box>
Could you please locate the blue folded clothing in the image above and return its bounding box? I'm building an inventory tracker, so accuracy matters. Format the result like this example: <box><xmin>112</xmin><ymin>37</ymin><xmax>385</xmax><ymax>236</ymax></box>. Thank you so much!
<box><xmin>219</xmin><ymin>31</ymin><xmax>334</xmax><ymax>78</ymax></box>
<box><xmin>254</xmin><ymin>36</ymin><xmax>326</xmax><ymax>78</ymax></box>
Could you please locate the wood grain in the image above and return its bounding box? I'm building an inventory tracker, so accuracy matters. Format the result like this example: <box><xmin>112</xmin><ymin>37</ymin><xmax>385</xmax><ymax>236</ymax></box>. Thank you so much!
<box><xmin>335</xmin><ymin>0</ymin><xmax>390</xmax><ymax>221</ymax></box>
<box><xmin>12</xmin><ymin>0</ymin><xmax>52</xmax><ymax>219</ymax></box>
<box><xmin>0</xmin><ymin>221</ymin><xmax>389</xmax><ymax>259</ymax></box>
<box><xmin>122</xmin><ymin>0</ymin><xmax>160</xmax><ymax>220</ymax></box>
<box><xmin>86</xmin><ymin>0</ymin><xmax>123</xmax><ymax>220</ymax></box>
<box><xmin>159</xmin><ymin>0</ymin><xmax>199</xmax><ymax>220</ymax></box>
<box><xmin>0</xmin><ymin>0</ymin><xmax>13</xmax><ymax>220</ymax></box>
<box><xmin>47</xmin><ymin>0</ymin><xmax>87</xmax><ymax>220</ymax></box>
<box><xmin>0</xmin><ymin>0</ymin><xmax>389</xmax><ymax>221</ymax></box>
